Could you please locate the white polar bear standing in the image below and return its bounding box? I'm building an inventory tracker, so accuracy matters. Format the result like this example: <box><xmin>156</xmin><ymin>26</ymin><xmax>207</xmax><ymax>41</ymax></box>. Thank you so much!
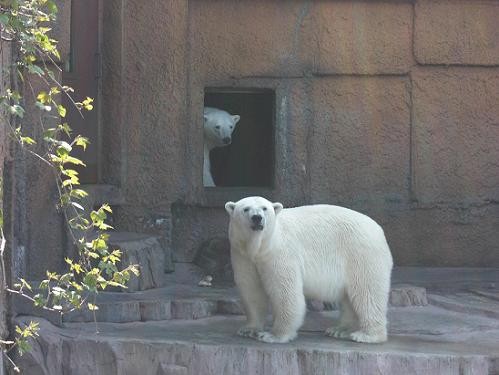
<box><xmin>225</xmin><ymin>196</ymin><xmax>393</xmax><ymax>344</ymax></box>
<box><xmin>203</xmin><ymin>107</ymin><xmax>240</xmax><ymax>187</ymax></box>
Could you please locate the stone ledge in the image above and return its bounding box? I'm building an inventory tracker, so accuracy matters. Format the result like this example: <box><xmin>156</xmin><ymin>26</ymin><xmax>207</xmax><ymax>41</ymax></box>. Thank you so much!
<box><xmin>13</xmin><ymin>311</ymin><xmax>499</xmax><ymax>375</ymax></box>
<box><xmin>107</xmin><ymin>232</ymin><xmax>166</xmax><ymax>292</ymax></box>
<box><xmin>15</xmin><ymin>284</ymin><xmax>430</xmax><ymax>324</ymax></box>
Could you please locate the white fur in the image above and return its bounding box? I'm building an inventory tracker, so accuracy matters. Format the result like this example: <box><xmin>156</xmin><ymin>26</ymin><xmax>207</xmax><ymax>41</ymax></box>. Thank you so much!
<box><xmin>225</xmin><ymin>196</ymin><xmax>393</xmax><ymax>344</ymax></box>
<box><xmin>203</xmin><ymin>107</ymin><xmax>240</xmax><ymax>187</ymax></box>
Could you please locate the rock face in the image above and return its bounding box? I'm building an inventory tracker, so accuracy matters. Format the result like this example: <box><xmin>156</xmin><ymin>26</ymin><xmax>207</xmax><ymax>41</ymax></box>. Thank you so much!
<box><xmin>193</xmin><ymin>237</ymin><xmax>232</xmax><ymax>282</ymax></box>
<box><xmin>389</xmin><ymin>285</ymin><xmax>428</xmax><ymax>307</ymax></box>
<box><xmin>12</xmin><ymin>269</ymin><xmax>499</xmax><ymax>374</ymax></box>
<box><xmin>13</xmin><ymin>306</ymin><xmax>499</xmax><ymax>375</ymax></box>
<box><xmin>107</xmin><ymin>232</ymin><xmax>166</xmax><ymax>292</ymax></box>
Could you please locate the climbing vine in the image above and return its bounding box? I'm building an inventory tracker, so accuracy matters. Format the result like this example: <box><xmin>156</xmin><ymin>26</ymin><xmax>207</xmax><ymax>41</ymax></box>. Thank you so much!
<box><xmin>0</xmin><ymin>1</ymin><xmax>138</xmax><ymax>372</ymax></box>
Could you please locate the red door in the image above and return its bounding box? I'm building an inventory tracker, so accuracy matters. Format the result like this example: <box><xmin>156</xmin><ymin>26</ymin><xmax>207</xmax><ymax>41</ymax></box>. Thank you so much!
<box><xmin>62</xmin><ymin>0</ymin><xmax>100</xmax><ymax>183</ymax></box>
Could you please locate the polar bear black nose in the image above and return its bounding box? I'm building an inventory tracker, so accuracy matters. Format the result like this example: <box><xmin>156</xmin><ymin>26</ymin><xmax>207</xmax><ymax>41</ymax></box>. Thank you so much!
<box><xmin>223</xmin><ymin>137</ymin><xmax>231</xmax><ymax>145</ymax></box>
<box><xmin>251</xmin><ymin>214</ymin><xmax>262</xmax><ymax>224</ymax></box>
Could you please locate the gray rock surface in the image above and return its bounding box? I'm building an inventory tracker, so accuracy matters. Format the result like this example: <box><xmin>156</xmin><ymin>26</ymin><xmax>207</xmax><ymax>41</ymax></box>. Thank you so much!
<box><xmin>14</xmin><ymin>302</ymin><xmax>499</xmax><ymax>375</ymax></box>
<box><xmin>12</xmin><ymin>268</ymin><xmax>499</xmax><ymax>374</ymax></box>
<box><xmin>389</xmin><ymin>285</ymin><xmax>428</xmax><ymax>307</ymax></box>
<box><xmin>107</xmin><ymin>232</ymin><xmax>166</xmax><ymax>292</ymax></box>
<box><xmin>193</xmin><ymin>237</ymin><xmax>232</xmax><ymax>282</ymax></box>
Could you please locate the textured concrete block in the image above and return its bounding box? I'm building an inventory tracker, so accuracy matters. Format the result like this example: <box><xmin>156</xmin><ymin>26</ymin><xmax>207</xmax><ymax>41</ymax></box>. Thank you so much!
<box><xmin>122</xmin><ymin>1</ymin><xmax>189</xmax><ymax>207</ymax></box>
<box><xmin>172</xmin><ymin>205</ymin><xmax>228</xmax><ymax>263</ymax></box>
<box><xmin>390</xmin><ymin>285</ymin><xmax>428</xmax><ymax>307</ymax></box>
<box><xmin>217</xmin><ymin>299</ymin><xmax>243</xmax><ymax>315</ymax></box>
<box><xmin>189</xmin><ymin>1</ymin><xmax>313</xmax><ymax>79</ymax></box>
<box><xmin>415</xmin><ymin>0</ymin><xmax>499</xmax><ymax>65</ymax></box>
<box><xmin>108</xmin><ymin>232</ymin><xmax>166</xmax><ymax>292</ymax></box>
<box><xmin>140</xmin><ymin>300</ymin><xmax>172</xmax><ymax>321</ymax></box>
<box><xmin>312</xmin><ymin>2</ymin><xmax>413</xmax><ymax>74</ymax></box>
<box><xmin>52</xmin><ymin>0</ymin><xmax>71</xmax><ymax>64</ymax></box>
<box><xmin>374</xmin><ymin>205</ymin><xmax>499</xmax><ymax>267</ymax></box>
<box><xmin>310</xmin><ymin>77</ymin><xmax>411</xmax><ymax>204</ymax></box>
<box><xmin>412</xmin><ymin>68</ymin><xmax>499</xmax><ymax>204</ymax></box>
<box><xmin>157</xmin><ymin>364</ymin><xmax>188</xmax><ymax>375</ymax></box>
<box><xmin>193</xmin><ymin>237</ymin><xmax>231</xmax><ymax>281</ymax></box>
<box><xmin>64</xmin><ymin>301</ymin><xmax>141</xmax><ymax>323</ymax></box>
<box><xmin>171</xmin><ymin>299</ymin><xmax>217</xmax><ymax>320</ymax></box>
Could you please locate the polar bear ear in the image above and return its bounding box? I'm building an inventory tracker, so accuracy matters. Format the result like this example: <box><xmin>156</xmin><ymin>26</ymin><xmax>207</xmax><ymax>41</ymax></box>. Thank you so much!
<box><xmin>203</xmin><ymin>114</ymin><xmax>209</xmax><ymax>122</ymax></box>
<box><xmin>225</xmin><ymin>201</ymin><xmax>236</xmax><ymax>215</ymax></box>
<box><xmin>232</xmin><ymin>115</ymin><xmax>240</xmax><ymax>124</ymax></box>
<box><xmin>272</xmin><ymin>202</ymin><xmax>283</xmax><ymax>215</ymax></box>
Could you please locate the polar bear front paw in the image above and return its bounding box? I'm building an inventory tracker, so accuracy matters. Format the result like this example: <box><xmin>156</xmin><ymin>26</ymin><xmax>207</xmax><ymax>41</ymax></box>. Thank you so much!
<box><xmin>254</xmin><ymin>331</ymin><xmax>294</xmax><ymax>344</ymax></box>
<box><xmin>350</xmin><ymin>330</ymin><xmax>387</xmax><ymax>344</ymax></box>
<box><xmin>237</xmin><ymin>326</ymin><xmax>261</xmax><ymax>338</ymax></box>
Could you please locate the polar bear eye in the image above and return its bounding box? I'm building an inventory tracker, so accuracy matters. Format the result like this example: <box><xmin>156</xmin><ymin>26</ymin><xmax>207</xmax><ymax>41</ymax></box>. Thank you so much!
<box><xmin>243</xmin><ymin>207</ymin><xmax>249</xmax><ymax>212</ymax></box>
<box><xmin>215</xmin><ymin>125</ymin><xmax>220</xmax><ymax>129</ymax></box>
<box><xmin>262</xmin><ymin>207</ymin><xmax>267</xmax><ymax>211</ymax></box>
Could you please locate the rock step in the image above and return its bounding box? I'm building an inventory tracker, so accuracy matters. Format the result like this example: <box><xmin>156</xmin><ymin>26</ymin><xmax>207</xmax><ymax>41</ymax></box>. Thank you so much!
<box><xmin>14</xmin><ymin>312</ymin><xmax>499</xmax><ymax>375</ymax></box>
<box><xmin>107</xmin><ymin>231</ymin><xmax>166</xmax><ymax>292</ymax></box>
<box><xmin>13</xmin><ymin>283</ymin><xmax>428</xmax><ymax>324</ymax></box>
<box><xmin>427</xmin><ymin>292</ymin><xmax>499</xmax><ymax>320</ymax></box>
<box><xmin>62</xmin><ymin>298</ymin><xmax>243</xmax><ymax>323</ymax></box>
<box><xmin>60</xmin><ymin>284</ymin><xmax>427</xmax><ymax>323</ymax></box>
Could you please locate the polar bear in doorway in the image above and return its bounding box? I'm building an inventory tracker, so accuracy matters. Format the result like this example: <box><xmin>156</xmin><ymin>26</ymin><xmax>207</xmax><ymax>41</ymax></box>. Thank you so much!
<box><xmin>203</xmin><ymin>107</ymin><xmax>240</xmax><ymax>187</ymax></box>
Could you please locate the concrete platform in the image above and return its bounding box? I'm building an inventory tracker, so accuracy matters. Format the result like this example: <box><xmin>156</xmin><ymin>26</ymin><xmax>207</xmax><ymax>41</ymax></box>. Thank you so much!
<box><xmin>14</xmin><ymin>305</ymin><xmax>499</xmax><ymax>374</ymax></box>
<box><xmin>11</xmin><ymin>268</ymin><xmax>499</xmax><ymax>374</ymax></box>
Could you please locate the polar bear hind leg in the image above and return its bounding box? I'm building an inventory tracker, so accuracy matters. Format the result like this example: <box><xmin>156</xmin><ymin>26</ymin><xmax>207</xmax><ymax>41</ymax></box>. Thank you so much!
<box><xmin>347</xmin><ymin>271</ymin><xmax>389</xmax><ymax>343</ymax></box>
<box><xmin>325</xmin><ymin>295</ymin><xmax>358</xmax><ymax>339</ymax></box>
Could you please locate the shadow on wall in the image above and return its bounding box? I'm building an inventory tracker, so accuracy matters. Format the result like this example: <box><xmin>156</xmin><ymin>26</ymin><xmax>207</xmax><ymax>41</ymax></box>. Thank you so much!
<box><xmin>204</xmin><ymin>89</ymin><xmax>275</xmax><ymax>188</ymax></box>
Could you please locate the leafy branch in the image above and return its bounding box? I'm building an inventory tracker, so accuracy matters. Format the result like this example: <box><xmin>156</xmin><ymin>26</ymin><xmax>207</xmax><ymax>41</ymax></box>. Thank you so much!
<box><xmin>0</xmin><ymin>0</ymin><xmax>139</xmax><ymax>371</ymax></box>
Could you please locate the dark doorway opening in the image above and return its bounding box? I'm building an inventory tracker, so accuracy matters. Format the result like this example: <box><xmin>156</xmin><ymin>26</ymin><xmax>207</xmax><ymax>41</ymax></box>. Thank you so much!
<box><xmin>204</xmin><ymin>89</ymin><xmax>275</xmax><ymax>188</ymax></box>
<box><xmin>62</xmin><ymin>0</ymin><xmax>100</xmax><ymax>184</ymax></box>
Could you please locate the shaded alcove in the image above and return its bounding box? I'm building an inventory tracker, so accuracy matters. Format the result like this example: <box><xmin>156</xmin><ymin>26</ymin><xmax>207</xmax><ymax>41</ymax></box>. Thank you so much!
<box><xmin>204</xmin><ymin>89</ymin><xmax>275</xmax><ymax>187</ymax></box>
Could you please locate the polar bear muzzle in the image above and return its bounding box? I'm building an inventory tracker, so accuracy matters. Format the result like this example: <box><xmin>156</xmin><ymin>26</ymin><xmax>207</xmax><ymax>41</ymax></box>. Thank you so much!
<box><xmin>251</xmin><ymin>214</ymin><xmax>264</xmax><ymax>231</ymax></box>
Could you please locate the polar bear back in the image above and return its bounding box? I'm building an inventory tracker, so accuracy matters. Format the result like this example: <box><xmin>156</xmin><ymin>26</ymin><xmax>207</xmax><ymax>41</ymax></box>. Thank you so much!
<box><xmin>273</xmin><ymin>204</ymin><xmax>392</xmax><ymax>301</ymax></box>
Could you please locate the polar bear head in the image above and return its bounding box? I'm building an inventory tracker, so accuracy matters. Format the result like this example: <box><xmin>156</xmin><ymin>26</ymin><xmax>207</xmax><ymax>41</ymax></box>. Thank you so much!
<box><xmin>225</xmin><ymin>196</ymin><xmax>283</xmax><ymax>236</ymax></box>
<box><xmin>204</xmin><ymin>107</ymin><xmax>240</xmax><ymax>148</ymax></box>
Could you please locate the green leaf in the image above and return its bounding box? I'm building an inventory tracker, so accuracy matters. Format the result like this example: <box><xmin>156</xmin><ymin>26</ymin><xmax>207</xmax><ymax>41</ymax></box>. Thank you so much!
<box><xmin>10</xmin><ymin>104</ymin><xmax>25</xmax><ymax>118</ymax></box>
<box><xmin>101</xmin><ymin>204</ymin><xmax>112</xmax><ymax>213</ymax></box>
<box><xmin>74</xmin><ymin>135</ymin><xmax>89</xmax><ymax>150</ymax></box>
<box><xmin>88</xmin><ymin>303</ymin><xmax>99</xmax><ymax>311</ymax></box>
<box><xmin>57</xmin><ymin>104</ymin><xmax>66</xmax><ymax>117</ymax></box>
<box><xmin>70</xmin><ymin>189</ymin><xmax>88</xmax><ymax>198</ymax></box>
<box><xmin>36</xmin><ymin>91</ymin><xmax>50</xmax><ymax>104</ymax></box>
<box><xmin>27</xmin><ymin>64</ymin><xmax>44</xmax><ymax>76</ymax></box>
<box><xmin>47</xmin><ymin>0</ymin><xmax>59</xmax><ymax>14</ymax></box>
<box><xmin>0</xmin><ymin>14</ymin><xmax>9</xmax><ymax>26</ymax></box>
<box><xmin>81</xmin><ymin>97</ymin><xmax>94</xmax><ymax>111</ymax></box>
<box><xmin>59</xmin><ymin>123</ymin><xmax>71</xmax><ymax>136</ymax></box>
<box><xmin>20</xmin><ymin>136</ymin><xmax>36</xmax><ymax>145</ymax></box>
<box><xmin>64</xmin><ymin>156</ymin><xmax>86</xmax><ymax>166</ymax></box>
<box><xmin>18</xmin><ymin>278</ymin><xmax>33</xmax><ymax>292</ymax></box>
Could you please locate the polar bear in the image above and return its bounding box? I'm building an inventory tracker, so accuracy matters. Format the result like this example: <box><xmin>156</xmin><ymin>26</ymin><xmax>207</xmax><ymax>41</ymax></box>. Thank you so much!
<box><xmin>225</xmin><ymin>196</ymin><xmax>393</xmax><ymax>344</ymax></box>
<box><xmin>203</xmin><ymin>107</ymin><xmax>240</xmax><ymax>187</ymax></box>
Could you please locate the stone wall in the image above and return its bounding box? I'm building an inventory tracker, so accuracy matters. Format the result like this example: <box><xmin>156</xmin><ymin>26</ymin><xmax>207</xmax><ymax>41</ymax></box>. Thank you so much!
<box><xmin>12</xmin><ymin>0</ymin><xmax>499</xmax><ymax>280</ymax></box>
<box><xmin>171</xmin><ymin>0</ymin><xmax>499</xmax><ymax>267</ymax></box>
